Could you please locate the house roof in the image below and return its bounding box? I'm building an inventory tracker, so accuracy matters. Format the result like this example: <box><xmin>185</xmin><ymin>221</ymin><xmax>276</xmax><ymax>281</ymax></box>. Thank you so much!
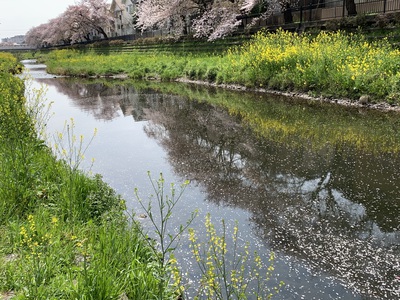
<box><xmin>110</xmin><ymin>0</ymin><xmax>126</xmax><ymax>12</ymax></box>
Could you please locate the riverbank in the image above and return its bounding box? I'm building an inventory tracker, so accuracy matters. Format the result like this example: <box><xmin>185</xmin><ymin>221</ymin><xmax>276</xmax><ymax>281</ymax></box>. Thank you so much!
<box><xmin>0</xmin><ymin>54</ymin><xmax>178</xmax><ymax>299</ymax></box>
<box><xmin>176</xmin><ymin>78</ymin><xmax>400</xmax><ymax>112</ymax></box>
<box><xmin>39</xmin><ymin>30</ymin><xmax>400</xmax><ymax>110</ymax></box>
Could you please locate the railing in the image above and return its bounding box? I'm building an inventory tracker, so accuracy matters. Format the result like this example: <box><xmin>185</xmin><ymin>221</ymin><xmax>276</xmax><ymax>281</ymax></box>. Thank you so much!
<box><xmin>0</xmin><ymin>44</ymin><xmax>35</xmax><ymax>52</ymax></box>
<box><xmin>241</xmin><ymin>0</ymin><xmax>400</xmax><ymax>29</ymax></box>
<box><xmin>74</xmin><ymin>35</ymin><xmax>249</xmax><ymax>55</ymax></box>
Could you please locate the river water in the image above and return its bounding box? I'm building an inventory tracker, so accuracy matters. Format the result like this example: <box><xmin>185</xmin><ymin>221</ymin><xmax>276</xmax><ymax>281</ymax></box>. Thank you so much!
<box><xmin>23</xmin><ymin>60</ymin><xmax>399</xmax><ymax>299</ymax></box>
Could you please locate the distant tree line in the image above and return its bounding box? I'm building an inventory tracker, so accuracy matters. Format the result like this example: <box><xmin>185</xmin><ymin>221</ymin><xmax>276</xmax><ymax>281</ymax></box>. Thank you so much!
<box><xmin>26</xmin><ymin>0</ymin><xmax>363</xmax><ymax>47</ymax></box>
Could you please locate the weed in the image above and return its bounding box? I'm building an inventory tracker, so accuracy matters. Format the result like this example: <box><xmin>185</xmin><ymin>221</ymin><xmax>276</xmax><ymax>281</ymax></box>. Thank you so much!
<box><xmin>189</xmin><ymin>214</ymin><xmax>284</xmax><ymax>299</ymax></box>
<box><xmin>133</xmin><ymin>172</ymin><xmax>197</xmax><ymax>298</ymax></box>
<box><xmin>134</xmin><ymin>173</ymin><xmax>283</xmax><ymax>299</ymax></box>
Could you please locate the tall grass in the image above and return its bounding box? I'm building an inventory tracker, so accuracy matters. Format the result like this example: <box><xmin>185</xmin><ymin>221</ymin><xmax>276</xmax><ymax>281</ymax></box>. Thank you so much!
<box><xmin>0</xmin><ymin>210</ymin><xmax>172</xmax><ymax>299</ymax></box>
<box><xmin>223</xmin><ymin>30</ymin><xmax>400</xmax><ymax>102</ymax></box>
<box><xmin>43</xmin><ymin>30</ymin><xmax>400</xmax><ymax>103</ymax></box>
<box><xmin>0</xmin><ymin>53</ymin><xmax>37</xmax><ymax>220</ymax></box>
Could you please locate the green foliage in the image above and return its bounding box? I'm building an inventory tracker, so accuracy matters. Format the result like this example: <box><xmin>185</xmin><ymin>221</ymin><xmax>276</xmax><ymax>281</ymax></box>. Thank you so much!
<box><xmin>134</xmin><ymin>172</ymin><xmax>197</xmax><ymax>299</ymax></box>
<box><xmin>0</xmin><ymin>55</ymin><xmax>39</xmax><ymax>220</ymax></box>
<box><xmin>0</xmin><ymin>211</ymin><xmax>167</xmax><ymax>299</ymax></box>
<box><xmin>0</xmin><ymin>52</ymin><xmax>23</xmax><ymax>74</ymax></box>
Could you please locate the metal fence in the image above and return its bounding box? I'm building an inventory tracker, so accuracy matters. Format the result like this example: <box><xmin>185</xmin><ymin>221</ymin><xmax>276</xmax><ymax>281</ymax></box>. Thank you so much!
<box><xmin>241</xmin><ymin>0</ymin><xmax>400</xmax><ymax>29</ymax></box>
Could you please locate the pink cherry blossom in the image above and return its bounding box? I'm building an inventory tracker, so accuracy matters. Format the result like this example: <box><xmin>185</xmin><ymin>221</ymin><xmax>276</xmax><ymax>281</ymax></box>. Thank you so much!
<box><xmin>136</xmin><ymin>0</ymin><xmax>283</xmax><ymax>40</ymax></box>
<box><xmin>26</xmin><ymin>0</ymin><xmax>113</xmax><ymax>47</ymax></box>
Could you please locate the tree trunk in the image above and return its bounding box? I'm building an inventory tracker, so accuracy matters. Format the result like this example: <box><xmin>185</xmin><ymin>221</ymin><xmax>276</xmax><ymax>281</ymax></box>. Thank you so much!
<box><xmin>345</xmin><ymin>0</ymin><xmax>357</xmax><ymax>16</ymax></box>
<box><xmin>181</xmin><ymin>15</ymin><xmax>188</xmax><ymax>35</ymax></box>
<box><xmin>97</xmin><ymin>26</ymin><xmax>109</xmax><ymax>39</ymax></box>
<box><xmin>283</xmin><ymin>3</ymin><xmax>293</xmax><ymax>24</ymax></box>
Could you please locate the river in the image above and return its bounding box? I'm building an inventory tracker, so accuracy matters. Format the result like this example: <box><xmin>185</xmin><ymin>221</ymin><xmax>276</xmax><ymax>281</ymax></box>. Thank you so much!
<box><xmin>23</xmin><ymin>60</ymin><xmax>399</xmax><ymax>299</ymax></box>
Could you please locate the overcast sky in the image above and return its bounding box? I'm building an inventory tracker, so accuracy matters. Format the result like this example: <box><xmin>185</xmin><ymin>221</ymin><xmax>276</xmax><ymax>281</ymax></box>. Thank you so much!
<box><xmin>0</xmin><ymin>0</ymin><xmax>110</xmax><ymax>40</ymax></box>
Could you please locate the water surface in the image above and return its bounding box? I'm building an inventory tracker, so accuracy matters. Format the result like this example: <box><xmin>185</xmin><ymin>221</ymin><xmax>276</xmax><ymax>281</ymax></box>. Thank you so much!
<box><xmin>24</xmin><ymin>60</ymin><xmax>400</xmax><ymax>299</ymax></box>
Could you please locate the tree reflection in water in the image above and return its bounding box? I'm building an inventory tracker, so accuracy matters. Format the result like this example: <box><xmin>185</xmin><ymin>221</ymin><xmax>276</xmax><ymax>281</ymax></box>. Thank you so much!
<box><xmin>38</xmin><ymin>77</ymin><xmax>400</xmax><ymax>299</ymax></box>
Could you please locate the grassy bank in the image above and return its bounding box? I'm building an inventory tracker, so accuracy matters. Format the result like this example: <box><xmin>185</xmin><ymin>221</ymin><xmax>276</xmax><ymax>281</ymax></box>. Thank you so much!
<box><xmin>42</xmin><ymin>30</ymin><xmax>400</xmax><ymax>104</ymax></box>
<box><xmin>0</xmin><ymin>53</ymin><xmax>178</xmax><ymax>299</ymax></box>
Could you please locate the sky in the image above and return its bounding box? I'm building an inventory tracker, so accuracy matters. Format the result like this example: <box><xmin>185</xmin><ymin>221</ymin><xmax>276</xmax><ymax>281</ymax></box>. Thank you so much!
<box><xmin>0</xmin><ymin>0</ymin><xmax>110</xmax><ymax>41</ymax></box>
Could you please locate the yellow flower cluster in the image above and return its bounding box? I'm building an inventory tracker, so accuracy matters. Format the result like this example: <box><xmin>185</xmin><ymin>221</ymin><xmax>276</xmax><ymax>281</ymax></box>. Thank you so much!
<box><xmin>169</xmin><ymin>254</ymin><xmax>184</xmax><ymax>295</ymax></box>
<box><xmin>224</xmin><ymin>29</ymin><xmax>400</xmax><ymax>102</ymax></box>
<box><xmin>188</xmin><ymin>228</ymin><xmax>201</xmax><ymax>263</ymax></box>
<box><xmin>19</xmin><ymin>215</ymin><xmax>53</xmax><ymax>258</ymax></box>
<box><xmin>188</xmin><ymin>214</ymin><xmax>281</xmax><ymax>298</ymax></box>
<box><xmin>0</xmin><ymin>52</ymin><xmax>19</xmax><ymax>73</ymax></box>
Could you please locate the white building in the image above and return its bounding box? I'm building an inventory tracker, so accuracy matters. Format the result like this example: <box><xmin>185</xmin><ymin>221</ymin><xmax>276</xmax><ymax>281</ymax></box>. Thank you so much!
<box><xmin>1</xmin><ymin>35</ymin><xmax>25</xmax><ymax>45</ymax></box>
<box><xmin>110</xmin><ymin>0</ymin><xmax>139</xmax><ymax>36</ymax></box>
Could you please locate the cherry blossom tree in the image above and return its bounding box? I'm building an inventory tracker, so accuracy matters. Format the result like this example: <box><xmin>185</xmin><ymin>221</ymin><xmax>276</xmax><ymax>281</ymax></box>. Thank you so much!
<box><xmin>63</xmin><ymin>0</ymin><xmax>114</xmax><ymax>43</ymax></box>
<box><xmin>25</xmin><ymin>24</ymin><xmax>49</xmax><ymax>48</ymax></box>
<box><xmin>135</xmin><ymin>0</ymin><xmax>201</xmax><ymax>35</ymax></box>
<box><xmin>43</xmin><ymin>17</ymin><xmax>73</xmax><ymax>45</ymax></box>
<box><xmin>136</xmin><ymin>0</ymin><xmax>280</xmax><ymax>40</ymax></box>
<box><xmin>25</xmin><ymin>0</ymin><xmax>113</xmax><ymax>47</ymax></box>
<box><xmin>192</xmin><ymin>1</ymin><xmax>243</xmax><ymax>40</ymax></box>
